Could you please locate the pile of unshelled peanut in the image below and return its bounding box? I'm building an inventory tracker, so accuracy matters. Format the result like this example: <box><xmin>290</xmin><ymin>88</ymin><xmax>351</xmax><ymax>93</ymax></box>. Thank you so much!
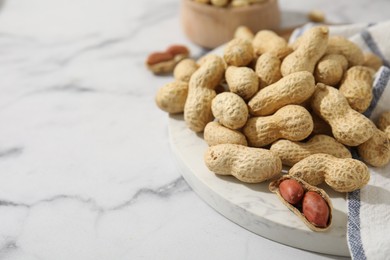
<box><xmin>192</xmin><ymin>0</ymin><xmax>267</xmax><ymax>8</ymax></box>
<box><xmin>153</xmin><ymin>25</ymin><xmax>390</xmax><ymax>231</ymax></box>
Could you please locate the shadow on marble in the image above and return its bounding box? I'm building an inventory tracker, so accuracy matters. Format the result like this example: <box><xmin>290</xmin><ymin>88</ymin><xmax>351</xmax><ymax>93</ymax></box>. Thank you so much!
<box><xmin>169</xmin><ymin>114</ymin><xmax>183</xmax><ymax>121</ymax></box>
<box><xmin>195</xmin><ymin>133</ymin><xmax>205</xmax><ymax>142</ymax></box>
<box><xmin>309</xmin><ymin>251</ymin><xmax>350</xmax><ymax>260</ymax></box>
<box><xmin>332</xmin><ymin>207</ymin><xmax>348</xmax><ymax>226</ymax></box>
<box><xmin>214</xmin><ymin>174</ymin><xmax>273</xmax><ymax>193</ymax></box>
<box><xmin>149</xmin><ymin>73</ymin><xmax>173</xmax><ymax>78</ymax></box>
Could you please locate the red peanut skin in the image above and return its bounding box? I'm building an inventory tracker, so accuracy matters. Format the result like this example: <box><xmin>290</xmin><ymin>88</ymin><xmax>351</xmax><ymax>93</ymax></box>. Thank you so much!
<box><xmin>279</xmin><ymin>179</ymin><xmax>304</xmax><ymax>205</ymax></box>
<box><xmin>146</xmin><ymin>52</ymin><xmax>174</xmax><ymax>65</ymax></box>
<box><xmin>302</xmin><ymin>191</ymin><xmax>329</xmax><ymax>227</ymax></box>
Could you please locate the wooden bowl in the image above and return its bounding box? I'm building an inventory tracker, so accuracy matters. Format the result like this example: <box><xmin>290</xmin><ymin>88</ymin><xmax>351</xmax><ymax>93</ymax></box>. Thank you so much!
<box><xmin>180</xmin><ymin>0</ymin><xmax>281</xmax><ymax>49</ymax></box>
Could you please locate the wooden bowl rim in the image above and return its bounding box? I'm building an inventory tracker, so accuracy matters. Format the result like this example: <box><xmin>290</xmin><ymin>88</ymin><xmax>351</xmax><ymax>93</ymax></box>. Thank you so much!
<box><xmin>182</xmin><ymin>0</ymin><xmax>279</xmax><ymax>14</ymax></box>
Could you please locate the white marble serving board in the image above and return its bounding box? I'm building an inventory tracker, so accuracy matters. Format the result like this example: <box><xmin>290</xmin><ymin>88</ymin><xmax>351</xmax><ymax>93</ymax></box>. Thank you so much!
<box><xmin>168</xmin><ymin>114</ymin><xmax>350</xmax><ymax>256</ymax></box>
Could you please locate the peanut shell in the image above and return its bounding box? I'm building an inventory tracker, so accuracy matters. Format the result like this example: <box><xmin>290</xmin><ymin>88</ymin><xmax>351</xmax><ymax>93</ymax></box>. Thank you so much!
<box><xmin>211</xmin><ymin>92</ymin><xmax>248</xmax><ymax>130</ymax></box>
<box><xmin>204</xmin><ymin>121</ymin><xmax>247</xmax><ymax>146</ymax></box>
<box><xmin>288</xmin><ymin>154</ymin><xmax>370</xmax><ymax>192</ymax></box>
<box><xmin>269</xmin><ymin>175</ymin><xmax>333</xmax><ymax>232</ymax></box>
<box><xmin>225</xmin><ymin>66</ymin><xmax>259</xmax><ymax>101</ymax></box>
<box><xmin>311</xmin><ymin>83</ymin><xmax>376</xmax><ymax>146</ymax></box>
<box><xmin>223</xmin><ymin>38</ymin><xmax>254</xmax><ymax>67</ymax></box>
<box><xmin>204</xmin><ymin>144</ymin><xmax>282</xmax><ymax>183</ymax></box>
<box><xmin>358</xmin><ymin>128</ymin><xmax>390</xmax><ymax>167</ymax></box>
<box><xmin>248</xmin><ymin>71</ymin><xmax>315</xmax><ymax>116</ymax></box>
<box><xmin>270</xmin><ymin>135</ymin><xmax>352</xmax><ymax>167</ymax></box>
<box><xmin>243</xmin><ymin>105</ymin><xmax>313</xmax><ymax>147</ymax></box>
<box><xmin>155</xmin><ymin>81</ymin><xmax>188</xmax><ymax>114</ymax></box>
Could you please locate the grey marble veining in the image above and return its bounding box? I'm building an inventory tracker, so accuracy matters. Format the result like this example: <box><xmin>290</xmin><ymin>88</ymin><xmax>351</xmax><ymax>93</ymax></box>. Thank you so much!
<box><xmin>0</xmin><ymin>0</ymin><xmax>389</xmax><ymax>259</ymax></box>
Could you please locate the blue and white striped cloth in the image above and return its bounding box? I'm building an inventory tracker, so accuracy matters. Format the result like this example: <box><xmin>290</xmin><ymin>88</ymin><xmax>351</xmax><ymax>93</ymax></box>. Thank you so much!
<box><xmin>290</xmin><ymin>21</ymin><xmax>390</xmax><ymax>260</ymax></box>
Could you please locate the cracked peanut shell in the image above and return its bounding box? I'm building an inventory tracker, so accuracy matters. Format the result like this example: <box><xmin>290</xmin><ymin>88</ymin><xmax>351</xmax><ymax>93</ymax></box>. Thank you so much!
<box><xmin>269</xmin><ymin>175</ymin><xmax>333</xmax><ymax>232</ymax></box>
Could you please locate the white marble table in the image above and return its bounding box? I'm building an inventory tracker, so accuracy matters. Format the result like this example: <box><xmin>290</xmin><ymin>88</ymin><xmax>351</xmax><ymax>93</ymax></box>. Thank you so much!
<box><xmin>0</xmin><ymin>0</ymin><xmax>389</xmax><ymax>259</ymax></box>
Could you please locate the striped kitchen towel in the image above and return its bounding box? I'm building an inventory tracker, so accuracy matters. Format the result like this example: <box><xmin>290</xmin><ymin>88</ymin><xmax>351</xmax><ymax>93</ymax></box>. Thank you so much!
<box><xmin>290</xmin><ymin>21</ymin><xmax>390</xmax><ymax>260</ymax></box>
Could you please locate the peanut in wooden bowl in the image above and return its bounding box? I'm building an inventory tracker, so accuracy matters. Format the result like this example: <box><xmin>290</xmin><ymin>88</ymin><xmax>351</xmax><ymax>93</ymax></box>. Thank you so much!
<box><xmin>180</xmin><ymin>0</ymin><xmax>281</xmax><ymax>49</ymax></box>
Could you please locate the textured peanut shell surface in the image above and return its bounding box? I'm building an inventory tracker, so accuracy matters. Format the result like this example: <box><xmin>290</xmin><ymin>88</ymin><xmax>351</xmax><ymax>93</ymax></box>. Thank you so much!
<box><xmin>185</xmin><ymin>87</ymin><xmax>216</xmax><ymax>132</ymax></box>
<box><xmin>211</xmin><ymin>0</ymin><xmax>229</xmax><ymax>7</ymax></box>
<box><xmin>184</xmin><ymin>55</ymin><xmax>225</xmax><ymax>132</ymax></box>
<box><xmin>225</xmin><ymin>66</ymin><xmax>259</xmax><ymax>101</ymax></box>
<box><xmin>255</xmin><ymin>53</ymin><xmax>282</xmax><ymax>89</ymax></box>
<box><xmin>311</xmin><ymin>83</ymin><xmax>376</xmax><ymax>146</ymax></box>
<box><xmin>281</xmin><ymin>26</ymin><xmax>329</xmax><ymax>76</ymax></box>
<box><xmin>314</xmin><ymin>54</ymin><xmax>348</xmax><ymax>86</ymax></box>
<box><xmin>339</xmin><ymin>66</ymin><xmax>373</xmax><ymax>113</ymax></box>
<box><xmin>378</xmin><ymin>111</ymin><xmax>390</xmax><ymax>139</ymax></box>
<box><xmin>308</xmin><ymin>10</ymin><xmax>325</xmax><ymax>23</ymax></box>
<box><xmin>173</xmin><ymin>59</ymin><xmax>199</xmax><ymax>83</ymax></box>
<box><xmin>190</xmin><ymin>54</ymin><xmax>225</xmax><ymax>89</ymax></box>
<box><xmin>243</xmin><ymin>105</ymin><xmax>313</xmax><ymax>147</ymax></box>
<box><xmin>223</xmin><ymin>38</ymin><xmax>254</xmax><ymax>67</ymax></box>
<box><xmin>252</xmin><ymin>30</ymin><xmax>292</xmax><ymax>59</ymax></box>
<box><xmin>234</xmin><ymin>26</ymin><xmax>254</xmax><ymax>41</ymax></box>
<box><xmin>363</xmin><ymin>52</ymin><xmax>383</xmax><ymax>71</ymax></box>
<box><xmin>211</xmin><ymin>92</ymin><xmax>248</xmax><ymax>130</ymax></box>
<box><xmin>204</xmin><ymin>144</ymin><xmax>282</xmax><ymax>183</ymax></box>
<box><xmin>231</xmin><ymin>0</ymin><xmax>251</xmax><ymax>7</ymax></box>
<box><xmin>270</xmin><ymin>135</ymin><xmax>352</xmax><ymax>167</ymax></box>
<box><xmin>358</xmin><ymin>128</ymin><xmax>390</xmax><ymax>167</ymax></box>
<box><xmin>269</xmin><ymin>175</ymin><xmax>333</xmax><ymax>232</ymax></box>
<box><xmin>288</xmin><ymin>154</ymin><xmax>370</xmax><ymax>192</ymax></box>
<box><xmin>326</xmin><ymin>36</ymin><xmax>364</xmax><ymax>67</ymax></box>
<box><xmin>204</xmin><ymin>121</ymin><xmax>248</xmax><ymax>146</ymax></box>
<box><xmin>248</xmin><ymin>71</ymin><xmax>315</xmax><ymax>116</ymax></box>
<box><xmin>155</xmin><ymin>81</ymin><xmax>188</xmax><ymax>114</ymax></box>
